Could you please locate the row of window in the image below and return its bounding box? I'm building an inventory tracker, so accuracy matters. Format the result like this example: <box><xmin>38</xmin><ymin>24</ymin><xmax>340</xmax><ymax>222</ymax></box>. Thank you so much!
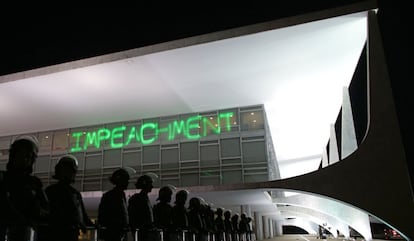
<box><xmin>36</xmin><ymin>161</ymin><xmax>269</xmax><ymax>192</ymax></box>
<box><xmin>0</xmin><ymin>105</ymin><xmax>272</xmax><ymax>192</ymax></box>
<box><xmin>0</xmin><ymin>105</ymin><xmax>265</xmax><ymax>158</ymax></box>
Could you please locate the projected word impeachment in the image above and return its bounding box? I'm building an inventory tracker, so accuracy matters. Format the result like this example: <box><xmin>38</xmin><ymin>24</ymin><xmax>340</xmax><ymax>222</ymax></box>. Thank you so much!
<box><xmin>70</xmin><ymin>112</ymin><xmax>234</xmax><ymax>152</ymax></box>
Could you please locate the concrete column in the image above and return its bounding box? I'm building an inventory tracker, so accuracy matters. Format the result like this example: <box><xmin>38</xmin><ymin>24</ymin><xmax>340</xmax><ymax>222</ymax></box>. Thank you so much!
<box><xmin>263</xmin><ymin>216</ymin><xmax>270</xmax><ymax>239</ymax></box>
<box><xmin>274</xmin><ymin>220</ymin><xmax>283</xmax><ymax>236</ymax></box>
<box><xmin>254</xmin><ymin>212</ymin><xmax>263</xmax><ymax>241</ymax></box>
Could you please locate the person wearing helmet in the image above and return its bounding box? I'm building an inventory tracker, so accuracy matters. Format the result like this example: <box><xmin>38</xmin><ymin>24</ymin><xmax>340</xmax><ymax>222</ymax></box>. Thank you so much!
<box><xmin>0</xmin><ymin>136</ymin><xmax>49</xmax><ymax>241</ymax></box>
<box><xmin>43</xmin><ymin>155</ymin><xmax>93</xmax><ymax>241</ymax></box>
<box><xmin>214</xmin><ymin>208</ymin><xmax>225</xmax><ymax>241</ymax></box>
<box><xmin>238</xmin><ymin>213</ymin><xmax>249</xmax><ymax>241</ymax></box>
<box><xmin>98</xmin><ymin>168</ymin><xmax>131</xmax><ymax>241</ymax></box>
<box><xmin>223</xmin><ymin>210</ymin><xmax>233</xmax><ymax>241</ymax></box>
<box><xmin>187</xmin><ymin>197</ymin><xmax>206</xmax><ymax>241</ymax></box>
<box><xmin>202</xmin><ymin>203</ymin><xmax>215</xmax><ymax>238</ymax></box>
<box><xmin>171</xmin><ymin>189</ymin><xmax>189</xmax><ymax>241</ymax></box>
<box><xmin>153</xmin><ymin>185</ymin><xmax>175</xmax><ymax>241</ymax></box>
<box><xmin>127</xmin><ymin>174</ymin><xmax>155</xmax><ymax>241</ymax></box>
<box><xmin>231</xmin><ymin>213</ymin><xmax>240</xmax><ymax>241</ymax></box>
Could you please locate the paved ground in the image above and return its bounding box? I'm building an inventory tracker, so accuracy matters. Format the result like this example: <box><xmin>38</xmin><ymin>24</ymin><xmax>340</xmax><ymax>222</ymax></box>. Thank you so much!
<box><xmin>261</xmin><ymin>235</ymin><xmax>340</xmax><ymax>241</ymax></box>
<box><xmin>260</xmin><ymin>234</ymin><xmax>387</xmax><ymax>241</ymax></box>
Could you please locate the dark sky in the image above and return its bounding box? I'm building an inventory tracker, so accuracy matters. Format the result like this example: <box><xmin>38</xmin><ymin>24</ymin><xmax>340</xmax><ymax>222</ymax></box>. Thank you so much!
<box><xmin>0</xmin><ymin>1</ymin><xmax>367</xmax><ymax>76</ymax></box>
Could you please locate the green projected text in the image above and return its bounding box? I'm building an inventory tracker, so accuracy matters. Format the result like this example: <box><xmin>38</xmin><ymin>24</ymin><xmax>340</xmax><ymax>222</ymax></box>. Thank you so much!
<box><xmin>70</xmin><ymin>112</ymin><xmax>234</xmax><ymax>152</ymax></box>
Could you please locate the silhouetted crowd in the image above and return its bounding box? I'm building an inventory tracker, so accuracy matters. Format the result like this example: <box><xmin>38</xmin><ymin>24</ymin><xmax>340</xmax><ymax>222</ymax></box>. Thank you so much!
<box><xmin>0</xmin><ymin>136</ymin><xmax>254</xmax><ymax>241</ymax></box>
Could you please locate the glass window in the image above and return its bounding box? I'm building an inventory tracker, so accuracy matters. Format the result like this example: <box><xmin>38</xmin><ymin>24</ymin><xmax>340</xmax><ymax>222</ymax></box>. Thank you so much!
<box><xmin>142</xmin><ymin>145</ymin><xmax>160</xmax><ymax>164</ymax></box>
<box><xmin>220</xmin><ymin>138</ymin><xmax>240</xmax><ymax>158</ymax></box>
<box><xmin>219</xmin><ymin>108</ymin><xmax>239</xmax><ymax>132</ymax></box>
<box><xmin>102</xmin><ymin>122</ymin><xmax>124</xmax><ymax>148</ymax></box>
<box><xmin>83</xmin><ymin>181</ymin><xmax>101</xmax><ymax>192</ymax></box>
<box><xmin>34</xmin><ymin>155</ymin><xmax>50</xmax><ymax>173</ymax></box>
<box><xmin>200</xmin><ymin>167</ymin><xmax>219</xmax><ymax>179</ymax></box>
<box><xmin>180</xmin><ymin>142</ymin><xmax>198</xmax><ymax>161</ymax></box>
<box><xmin>178</xmin><ymin>113</ymin><xmax>200</xmax><ymax>141</ymax></box>
<box><xmin>242</xmin><ymin>140</ymin><xmax>266</xmax><ymax>163</ymax></box>
<box><xmin>222</xmin><ymin>170</ymin><xmax>242</xmax><ymax>184</ymax></box>
<box><xmin>161</xmin><ymin>179</ymin><xmax>179</xmax><ymax>188</ymax></box>
<box><xmin>53</xmin><ymin>130</ymin><xmax>69</xmax><ymax>152</ymax></box>
<box><xmin>142</xmin><ymin>118</ymin><xmax>160</xmax><ymax>145</ymax></box>
<box><xmin>123</xmin><ymin>121</ymin><xmax>142</xmax><ymax>147</ymax></box>
<box><xmin>244</xmin><ymin>174</ymin><xmax>268</xmax><ymax>183</ymax></box>
<box><xmin>221</xmin><ymin>158</ymin><xmax>241</xmax><ymax>165</ymax></box>
<box><xmin>181</xmin><ymin>173</ymin><xmax>199</xmax><ymax>186</ymax></box>
<box><xmin>85</xmin><ymin>153</ymin><xmax>102</xmax><ymax>170</ymax></box>
<box><xmin>200</xmin><ymin>175</ymin><xmax>220</xmax><ymax>185</ymax></box>
<box><xmin>240</xmin><ymin>110</ymin><xmax>264</xmax><ymax>131</ymax></box>
<box><xmin>38</xmin><ymin>132</ymin><xmax>52</xmax><ymax>154</ymax></box>
<box><xmin>102</xmin><ymin>178</ymin><xmax>113</xmax><ymax>191</ymax></box>
<box><xmin>84</xmin><ymin>126</ymin><xmax>104</xmax><ymax>152</ymax></box>
<box><xmin>200</xmin><ymin>145</ymin><xmax>219</xmax><ymax>167</ymax></box>
<box><xmin>159</xmin><ymin>115</ymin><xmax>179</xmax><ymax>143</ymax></box>
<box><xmin>50</xmin><ymin>156</ymin><xmax>60</xmax><ymax>174</ymax></box>
<box><xmin>161</xmin><ymin>148</ymin><xmax>179</xmax><ymax>169</ymax></box>
<box><xmin>243</xmin><ymin>163</ymin><xmax>268</xmax><ymax>178</ymax></box>
<box><xmin>200</xmin><ymin>112</ymin><xmax>218</xmax><ymax>137</ymax></box>
<box><xmin>69</xmin><ymin>127</ymin><xmax>86</xmax><ymax>153</ymax></box>
<box><xmin>103</xmin><ymin>149</ymin><xmax>121</xmax><ymax>167</ymax></box>
<box><xmin>72</xmin><ymin>152</ymin><xmax>85</xmax><ymax>170</ymax></box>
<box><xmin>123</xmin><ymin>149</ymin><xmax>141</xmax><ymax>169</ymax></box>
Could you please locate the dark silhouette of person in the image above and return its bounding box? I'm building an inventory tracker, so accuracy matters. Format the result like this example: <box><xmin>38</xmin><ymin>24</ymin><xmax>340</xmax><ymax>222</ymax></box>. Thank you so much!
<box><xmin>246</xmin><ymin>216</ymin><xmax>253</xmax><ymax>241</ymax></box>
<box><xmin>187</xmin><ymin>197</ymin><xmax>206</xmax><ymax>241</ymax></box>
<box><xmin>153</xmin><ymin>185</ymin><xmax>175</xmax><ymax>241</ymax></box>
<box><xmin>201</xmin><ymin>203</ymin><xmax>215</xmax><ymax>241</ymax></box>
<box><xmin>214</xmin><ymin>208</ymin><xmax>225</xmax><ymax>241</ymax></box>
<box><xmin>128</xmin><ymin>174</ymin><xmax>154</xmax><ymax>241</ymax></box>
<box><xmin>231</xmin><ymin>213</ymin><xmax>240</xmax><ymax>241</ymax></box>
<box><xmin>171</xmin><ymin>189</ymin><xmax>189</xmax><ymax>241</ymax></box>
<box><xmin>238</xmin><ymin>213</ymin><xmax>249</xmax><ymax>241</ymax></box>
<box><xmin>43</xmin><ymin>155</ymin><xmax>93</xmax><ymax>241</ymax></box>
<box><xmin>223</xmin><ymin>210</ymin><xmax>233</xmax><ymax>241</ymax></box>
<box><xmin>0</xmin><ymin>136</ymin><xmax>49</xmax><ymax>241</ymax></box>
<box><xmin>98</xmin><ymin>168</ymin><xmax>131</xmax><ymax>241</ymax></box>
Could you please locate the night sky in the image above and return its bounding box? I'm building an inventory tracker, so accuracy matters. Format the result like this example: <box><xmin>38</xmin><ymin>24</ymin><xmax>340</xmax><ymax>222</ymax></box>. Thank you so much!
<box><xmin>1</xmin><ymin>1</ymin><xmax>366</xmax><ymax>76</ymax></box>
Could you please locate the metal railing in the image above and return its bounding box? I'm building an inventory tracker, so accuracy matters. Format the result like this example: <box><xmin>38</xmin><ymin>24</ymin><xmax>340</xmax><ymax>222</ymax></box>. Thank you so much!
<box><xmin>0</xmin><ymin>227</ymin><xmax>254</xmax><ymax>241</ymax></box>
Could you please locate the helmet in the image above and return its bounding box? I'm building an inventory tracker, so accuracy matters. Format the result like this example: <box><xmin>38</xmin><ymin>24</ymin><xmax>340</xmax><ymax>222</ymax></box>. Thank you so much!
<box><xmin>157</xmin><ymin>185</ymin><xmax>175</xmax><ymax>202</ymax></box>
<box><xmin>231</xmin><ymin>213</ymin><xmax>240</xmax><ymax>221</ymax></box>
<box><xmin>175</xmin><ymin>189</ymin><xmax>189</xmax><ymax>204</ymax></box>
<box><xmin>110</xmin><ymin>168</ymin><xmax>130</xmax><ymax>186</ymax></box>
<box><xmin>7</xmin><ymin>135</ymin><xmax>39</xmax><ymax>174</ymax></box>
<box><xmin>53</xmin><ymin>154</ymin><xmax>79</xmax><ymax>182</ymax></box>
<box><xmin>216</xmin><ymin>207</ymin><xmax>224</xmax><ymax>216</ymax></box>
<box><xmin>11</xmin><ymin>135</ymin><xmax>39</xmax><ymax>151</ymax></box>
<box><xmin>224</xmin><ymin>210</ymin><xmax>232</xmax><ymax>219</ymax></box>
<box><xmin>189</xmin><ymin>197</ymin><xmax>201</xmax><ymax>209</ymax></box>
<box><xmin>135</xmin><ymin>174</ymin><xmax>153</xmax><ymax>189</ymax></box>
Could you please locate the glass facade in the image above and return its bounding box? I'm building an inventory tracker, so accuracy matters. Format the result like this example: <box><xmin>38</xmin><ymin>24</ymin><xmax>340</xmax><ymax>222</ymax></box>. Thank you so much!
<box><xmin>0</xmin><ymin>104</ymin><xmax>279</xmax><ymax>191</ymax></box>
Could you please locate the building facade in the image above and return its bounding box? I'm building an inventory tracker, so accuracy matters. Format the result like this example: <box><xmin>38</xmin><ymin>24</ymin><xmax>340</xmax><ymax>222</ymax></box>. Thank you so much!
<box><xmin>0</xmin><ymin>104</ymin><xmax>280</xmax><ymax>193</ymax></box>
